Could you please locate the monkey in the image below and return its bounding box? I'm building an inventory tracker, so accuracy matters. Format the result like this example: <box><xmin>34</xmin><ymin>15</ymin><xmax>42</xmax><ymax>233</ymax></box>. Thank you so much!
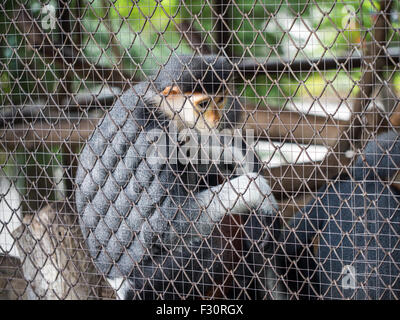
<box><xmin>75</xmin><ymin>55</ymin><xmax>282</xmax><ymax>300</ymax></box>
<box><xmin>277</xmin><ymin>130</ymin><xmax>400</xmax><ymax>299</ymax></box>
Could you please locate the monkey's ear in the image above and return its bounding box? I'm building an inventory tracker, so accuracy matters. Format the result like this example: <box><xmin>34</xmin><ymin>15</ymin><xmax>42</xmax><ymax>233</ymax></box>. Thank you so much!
<box><xmin>162</xmin><ymin>86</ymin><xmax>181</xmax><ymax>96</ymax></box>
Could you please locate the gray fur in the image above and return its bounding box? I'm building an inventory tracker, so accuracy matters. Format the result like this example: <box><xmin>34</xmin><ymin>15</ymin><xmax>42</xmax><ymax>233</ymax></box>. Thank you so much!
<box><xmin>75</xmin><ymin>55</ymin><xmax>279</xmax><ymax>299</ymax></box>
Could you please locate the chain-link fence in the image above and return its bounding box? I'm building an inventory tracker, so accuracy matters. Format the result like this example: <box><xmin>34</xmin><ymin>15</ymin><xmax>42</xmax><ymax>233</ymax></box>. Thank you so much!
<box><xmin>0</xmin><ymin>0</ymin><xmax>399</xmax><ymax>300</ymax></box>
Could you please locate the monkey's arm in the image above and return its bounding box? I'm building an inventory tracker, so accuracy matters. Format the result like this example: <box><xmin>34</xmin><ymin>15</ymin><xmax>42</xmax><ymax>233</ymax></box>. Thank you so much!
<box><xmin>198</xmin><ymin>173</ymin><xmax>277</xmax><ymax>218</ymax></box>
<box><xmin>127</xmin><ymin>173</ymin><xmax>280</xmax><ymax>299</ymax></box>
<box><xmin>191</xmin><ymin>173</ymin><xmax>279</xmax><ymax>241</ymax></box>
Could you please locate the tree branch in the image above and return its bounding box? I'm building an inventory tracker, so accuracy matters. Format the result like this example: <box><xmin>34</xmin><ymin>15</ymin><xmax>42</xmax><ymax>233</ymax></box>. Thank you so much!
<box><xmin>13</xmin><ymin>4</ymin><xmax>135</xmax><ymax>89</ymax></box>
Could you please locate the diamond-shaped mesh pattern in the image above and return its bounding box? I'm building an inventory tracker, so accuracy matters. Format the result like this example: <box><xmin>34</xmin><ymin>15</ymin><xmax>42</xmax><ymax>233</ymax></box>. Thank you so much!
<box><xmin>0</xmin><ymin>0</ymin><xmax>400</xmax><ymax>300</ymax></box>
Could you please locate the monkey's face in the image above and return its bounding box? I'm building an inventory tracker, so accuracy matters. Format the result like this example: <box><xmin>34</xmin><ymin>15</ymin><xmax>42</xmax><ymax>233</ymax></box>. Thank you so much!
<box><xmin>160</xmin><ymin>86</ymin><xmax>227</xmax><ymax>132</ymax></box>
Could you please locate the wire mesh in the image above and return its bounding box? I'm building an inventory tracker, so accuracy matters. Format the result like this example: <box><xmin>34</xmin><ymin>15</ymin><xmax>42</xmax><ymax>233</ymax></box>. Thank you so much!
<box><xmin>0</xmin><ymin>0</ymin><xmax>399</xmax><ymax>300</ymax></box>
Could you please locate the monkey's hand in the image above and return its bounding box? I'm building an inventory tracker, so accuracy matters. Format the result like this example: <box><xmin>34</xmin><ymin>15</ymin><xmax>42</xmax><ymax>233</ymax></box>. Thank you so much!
<box><xmin>194</xmin><ymin>172</ymin><xmax>279</xmax><ymax>252</ymax></box>
<box><xmin>197</xmin><ymin>173</ymin><xmax>277</xmax><ymax>219</ymax></box>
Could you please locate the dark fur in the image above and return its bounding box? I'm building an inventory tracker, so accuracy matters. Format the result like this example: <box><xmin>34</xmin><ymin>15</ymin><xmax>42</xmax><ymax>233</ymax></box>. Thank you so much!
<box><xmin>279</xmin><ymin>131</ymin><xmax>400</xmax><ymax>299</ymax></box>
<box><xmin>153</xmin><ymin>55</ymin><xmax>235</xmax><ymax>95</ymax></box>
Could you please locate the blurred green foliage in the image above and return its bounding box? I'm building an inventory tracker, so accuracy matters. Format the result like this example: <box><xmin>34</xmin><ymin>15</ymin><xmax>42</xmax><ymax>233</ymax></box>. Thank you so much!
<box><xmin>0</xmin><ymin>0</ymin><xmax>398</xmax><ymax>106</ymax></box>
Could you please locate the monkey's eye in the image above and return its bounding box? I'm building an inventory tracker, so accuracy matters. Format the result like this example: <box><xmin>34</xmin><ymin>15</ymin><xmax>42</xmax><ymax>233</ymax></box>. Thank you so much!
<box><xmin>196</xmin><ymin>96</ymin><xmax>224</xmax><ymax>110</ymax></box>
<box><xmin>196</xmin><ymin>99</ymin><xmax>211</xmax><ymax>110</ymax></box>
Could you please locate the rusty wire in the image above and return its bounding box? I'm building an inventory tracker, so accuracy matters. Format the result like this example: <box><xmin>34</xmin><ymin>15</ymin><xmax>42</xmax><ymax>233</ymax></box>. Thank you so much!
<box><xmin>0</xmin><ymin>0</ymin><xmax>399</xmax><ymax>300</ymax></box>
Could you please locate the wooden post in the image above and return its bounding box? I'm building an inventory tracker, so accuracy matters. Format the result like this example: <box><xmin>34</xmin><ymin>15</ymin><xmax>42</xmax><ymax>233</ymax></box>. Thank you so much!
<box><xmin>12</xmin><ymin>202</ymin><xmax>115</xmax><ymax>300</ymax></box>
<box><xmin>213</xmin><ymin>0</ymin><xmax>232</xmax><ymax>57</ymax></box>
<box><xmin>0</xmin><ymin>254</ymin><xmax>27</xmax><ymax>300</ymax></box>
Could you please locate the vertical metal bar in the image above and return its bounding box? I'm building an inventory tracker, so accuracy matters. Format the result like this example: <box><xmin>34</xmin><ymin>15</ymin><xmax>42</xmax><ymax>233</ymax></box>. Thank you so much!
<box><xmin>213</xmin><ymin>0</ymin><xmax>232</xmax><ymax>57</ymax></box>
<box><xmin>57</xmin><ymin>0</ymin><xmax>73</xmax><ymax>104</ymax></box>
